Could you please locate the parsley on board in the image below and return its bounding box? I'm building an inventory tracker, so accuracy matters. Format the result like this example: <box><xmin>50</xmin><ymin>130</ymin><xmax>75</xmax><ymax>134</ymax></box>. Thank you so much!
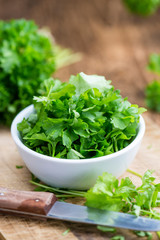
<box><xmin>18</xmin><ymin>72</ymin><xmax>146</xmax><ymax>159</ymax></box>
<box><xmin>123</xmin><ymin>0</ymin><xmax>160</xmax><ymax>16</ymax></box>
<box><xmin>30</xmin><ymin>170</ymin><xmax>160</xmax><ymax>216</ymax></box>
<box><xmin>62</xmin><ymin>228</ymin><xmax>70</xmax><ymax>236</ymax></box>
<box><xmin>111</xmin><ymin>236</ymin><xmax>125</xmax><ymax>240</ymax></box>
<box><xmin>85</xmin><ymin>170</ymin><xmax>160</xmax><ymax>219</ymax></box>
<box><xmin>97</xmin><ymin>225</ymin><xmax>116</xmax><ymax>233</ymax></box>
<box><xmin>0</xmin><ymin>19</ymin><xmax>80</xmax><ymax>125</ymax></box>
<box><xmin>30</xmin><ymin>170</ymin><xmax>160</xmax><ymax>238</ymax></box>
<box><xmin>16</xmin><ymin>165</ymin><xmax>23</xmax><ymax>169</ymax></box>
<box><xmin>134</xmin><ymin>231</ymin><xmax>153</xmax><ymax>240</ymax></box>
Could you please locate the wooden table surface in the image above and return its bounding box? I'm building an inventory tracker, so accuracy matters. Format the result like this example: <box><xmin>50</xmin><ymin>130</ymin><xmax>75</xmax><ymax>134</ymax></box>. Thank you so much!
<box><xmin>0</xmin><ymin>0</ymin><xmax>160</xmax><ymax>239</ymax></box>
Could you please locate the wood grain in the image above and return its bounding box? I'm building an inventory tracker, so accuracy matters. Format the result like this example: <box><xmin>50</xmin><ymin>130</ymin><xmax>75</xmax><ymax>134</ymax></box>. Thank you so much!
<box><xmin>0</xmin><ymin>188</ymin><xmax>56</xmax><ymax>215</ymax></box>
<box><xmin>0</xmin><ymin>0</ymin><xmax>160</xmax><ymax>239</ymax></box>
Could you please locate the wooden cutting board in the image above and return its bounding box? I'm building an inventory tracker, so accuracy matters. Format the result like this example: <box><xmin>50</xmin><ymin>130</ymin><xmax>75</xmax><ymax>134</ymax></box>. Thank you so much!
<box><xmin>0</xmin><ymin>113</ymin><xmax>160</xmax><ymax>240</ymax></box>
<box><xmin>0</xmin><ymin>0</ymin><xmax>160</xmax><ymax>239</ymax></box>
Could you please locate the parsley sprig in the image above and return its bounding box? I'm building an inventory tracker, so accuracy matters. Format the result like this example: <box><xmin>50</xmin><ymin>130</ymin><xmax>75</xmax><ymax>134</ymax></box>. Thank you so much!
<box><xmin>85</xmin><ymin>170</ymin><xmax>160</xmax><ymax>219</ymax></box>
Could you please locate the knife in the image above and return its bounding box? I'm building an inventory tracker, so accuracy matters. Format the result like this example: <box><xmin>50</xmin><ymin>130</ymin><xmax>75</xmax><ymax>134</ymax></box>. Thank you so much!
<box><xmin>0</xmin><ymin>187</ymin><xmax>160</xmax><ymax>231</ymax></box>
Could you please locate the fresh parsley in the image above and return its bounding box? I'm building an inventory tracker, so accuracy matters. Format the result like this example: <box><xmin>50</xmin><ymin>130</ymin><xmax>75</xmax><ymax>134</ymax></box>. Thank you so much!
<box><xmin>0</xmin><ymin>19</ymin><xmax>80</xmax><ymax>125</ymax></box>
<box><xmin>30</xmin><ymin>170</ymin><xmax>160</xmax><ymax>217</ymax></box>
<box><xmin>16</xmin><ymin>165</ymin><xmax>23</xmax><ymax>169</ymax></box>
<box><xmin>18</xmin><ymin>72</ymin><xmax>146</xmax><ymax>159</ymax></box>
<box><xmin>145</xmin><ymin>54</ymin><xmax>160</xmax><ymax>112</ymax></box>
<box><xmin>111</xmin><ymin>236</ymin><xmax>125</xmax><ymax>240</ymax></box>
<box><xmin>97</xmin><ymin>225</ymin><xmax>116</xmax><ymax>233</ymax></box>
<box><xmin>123</xmin><ymin>0</ymin><xmax>160</xmax><ymax>16</ymax></box>
<box><xmin>148</xmin><ymin>54</ymin><xmax>160</xmax><ymax>75</ymax></box>
<box><xmin>85</xmin><ymin>170</ymin><xmax>160</xmax><ymax>219</ymax></box>
<box><xmin>145</xmin><ymin>80</ymin><xmax>160</xmax><ymax>112</ymax></box>
<box><xmin>62</xmin><ymin>228</ymin><xmax>70</xmax><ymax>236</ymax></box>
<box><xmin>134</xmin><ymin>231</ymin><xmax>153</xmax><ymax>240</ymax></box>
<box><xmin>30</xmin><ymin>170</ymin><xmax>160</xmax><ymax>238</ymax></box>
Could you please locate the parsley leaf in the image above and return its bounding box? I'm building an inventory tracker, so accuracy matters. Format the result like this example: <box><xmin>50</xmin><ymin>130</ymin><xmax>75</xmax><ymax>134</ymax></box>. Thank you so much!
<box><xmin>18</xmin><ymin>72</ymin><xmax>146</xmax><ymax>159</ymax></box>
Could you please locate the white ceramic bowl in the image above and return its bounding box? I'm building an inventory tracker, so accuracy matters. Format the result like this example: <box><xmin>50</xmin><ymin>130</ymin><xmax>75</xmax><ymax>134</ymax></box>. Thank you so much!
<box><xmin>11</xmin><ymin>105</ymin><xmax>145</xmax><ymax>190</ymax></box>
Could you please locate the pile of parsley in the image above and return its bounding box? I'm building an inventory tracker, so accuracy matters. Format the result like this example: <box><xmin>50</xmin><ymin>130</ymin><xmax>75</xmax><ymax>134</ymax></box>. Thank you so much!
<box><xmin>0</xmin><ymin>19</ymin><xmax>80</xmax><ymax>125</ymax></box>
<box><xmin>18</xmin><ymin>72</ymin><xmax>145</xmax><ymax>159</ymax></box>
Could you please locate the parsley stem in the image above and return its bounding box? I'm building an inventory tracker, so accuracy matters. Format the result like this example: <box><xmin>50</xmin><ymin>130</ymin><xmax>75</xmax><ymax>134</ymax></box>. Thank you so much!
<box><xmin>30</xmin><ymin>180</ymin><xmax>86</xmax><ymax>197</ymax></box>
<box><xmin>127</xmin><ymin>169</ymin><xmax>142</xmax><ymax>179</ymax></box>
<box><xmin>127</xmin><ymin>169</ymin><xmax>157</xmax><ymax>186</ymax></box>
<box><xmin>55</xmin><ymin>194</ymin><xmax>82</xmax><ymax>198</ymax></box>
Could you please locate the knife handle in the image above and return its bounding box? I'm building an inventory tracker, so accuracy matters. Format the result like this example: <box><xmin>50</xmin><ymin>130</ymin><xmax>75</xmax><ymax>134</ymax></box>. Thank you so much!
<box><xmin>0</xmin><ymin>187</ymin><xmax>57</xmax><ymax>215</ymax></box>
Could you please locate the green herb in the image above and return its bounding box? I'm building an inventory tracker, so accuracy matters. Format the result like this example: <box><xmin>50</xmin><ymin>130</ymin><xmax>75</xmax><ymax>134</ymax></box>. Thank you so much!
<box><xmin>111</xmin><ymin>236</ymin><xmax>125</xmax><ymax>240</ymax></box>
<box><xmin>157</xmin><ymin>231</ymin><xmax>160</xmax><ymax>238</ymax></box>
<box><xmin>97</xmin><ymin>226</ymin><xmax>116</xmax><ymax>233</ymax></box>
<box><xmin>18</xmin><ymin>72</ymin><xmax>146</xmax><ymax>159</ymax></box>
<box><xmin>29</xmin><ymin>179</ymin><xmax>85</xmax><ymax>198</ymax></box>
<box><xmin>127</xmin><ymin>168</ymin><xmax>143</xmax><ymax>178</ymax></box>
<box><xmin>62</xmin><ymin>228</ymin><xmax>70</xmax><ymax>236</ymax></box>
<box><xmin>123</xmin><ymin>0</ymin><xmax>160</xmax><ymax>16</ymax></box>
<box><xmin>85</xmin><ymin>170</ymin><xmax>160</xmax><ymax>219</ymax></box>
<box><xmin>16</xmin><ymin>165</ymin><xmax>23</xmax><ymax>169</ymax></box>
<box><xmin>145</xmin><ymin>80</ymin><xmax>160</xmax><ymax>112</ymax></box>
<box><xmin>148</xmin><ymin>54</ymin><xmax>160</xmax><ymax>75</ymax></box>
<box><xmin>134</xmin><ymin>231</ymin><xmax>153</xmax><ymax>239</ymax></box>
<box><xmin>31</xmin><ymin>173</ymin><xmax>41</xmax><ymax>183</ymax></box>
<box><xmin>0</xmin><ymin>19</ymin><xmax>80</xmax><ymax>125</ymax></box>
<box><xmin>145</xmin><ymin>54</ymin><xmax>160</xmax><ymax>112</ymax></box>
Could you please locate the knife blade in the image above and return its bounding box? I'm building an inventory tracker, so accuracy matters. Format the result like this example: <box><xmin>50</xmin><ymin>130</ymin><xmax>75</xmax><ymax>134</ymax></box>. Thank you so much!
<box><xmin>0</xmin><ymin>187</ymin><xmax>160</xmax><ymax>231</ymax></box>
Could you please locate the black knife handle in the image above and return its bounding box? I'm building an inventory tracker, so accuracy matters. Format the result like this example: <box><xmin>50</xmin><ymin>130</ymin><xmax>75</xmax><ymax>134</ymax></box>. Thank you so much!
<box><xmin>0</xmin><ymin>187</ymin><xmax>57</xmax><ymax>215</ymax></box>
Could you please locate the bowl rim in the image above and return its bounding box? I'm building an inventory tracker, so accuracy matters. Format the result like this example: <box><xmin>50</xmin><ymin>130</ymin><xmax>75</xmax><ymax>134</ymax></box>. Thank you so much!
<box><xmin>11</xmin><ymin>104</ymin><xmax>145</xmax><ymax>164</ymax></box>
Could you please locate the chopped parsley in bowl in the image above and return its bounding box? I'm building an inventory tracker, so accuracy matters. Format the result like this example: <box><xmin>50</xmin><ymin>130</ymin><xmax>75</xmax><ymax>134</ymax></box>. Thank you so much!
<box><xmin>17</xmin><ymin>72</ymin><xmax>146</xmax><ymax>159</ymax></box>
<box><xmin>11</xmin><ymin>73</ymin><xmax>146</xmax><ymax>189</ymax></box>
